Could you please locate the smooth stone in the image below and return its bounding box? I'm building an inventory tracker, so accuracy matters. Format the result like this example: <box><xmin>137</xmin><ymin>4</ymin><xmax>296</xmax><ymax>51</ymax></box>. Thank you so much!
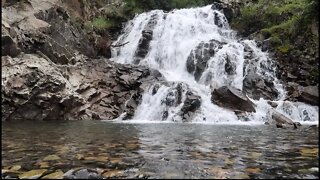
<box><xmin>245</xmin><ymin>168</ymin><xmax>261</xmax><ymax>174</ymax></box>
<box><xmin>9</xmin><ymin>165</ymin><xmax>21</xmax><ymax>171</ymax></box>
<box><xmin>309</xmin><ymin>167</ymin><xmax>319</xmax><ymax>172</ymax></box>
<box><xmin>19</xmin><ymin>169</ymin><xmax>47</xmax><ymax>179</ymax></box>
<box><xmin>75</xmin><ymin>154</ymin><xmax>85</xmax><ymax>160</ymax></box>
<box><xmin>42</xmin><ymin>170</ymin><xmax>64</xmax><ymax>179</ymax></box>
<box><xmin>43</xmin><ymin>155</ymin><xmax>61</xmax><ymax>161</ymax></box>
<box><xmin>38</xmin><ymin>162</ymin><xmax>50</xmax><ymax>168</ymax></box>
<box><xmin>102</xmin><ymin>170</ymin><xmax>124</xmax><ymax>178</ymax></box>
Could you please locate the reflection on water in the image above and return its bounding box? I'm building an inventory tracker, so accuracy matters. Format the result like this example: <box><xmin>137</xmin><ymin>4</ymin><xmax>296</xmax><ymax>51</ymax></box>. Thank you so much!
<box><xmin>2</xmin><ymin>121</ymin><xmax>319</xmax><ymax>179</ymax></box>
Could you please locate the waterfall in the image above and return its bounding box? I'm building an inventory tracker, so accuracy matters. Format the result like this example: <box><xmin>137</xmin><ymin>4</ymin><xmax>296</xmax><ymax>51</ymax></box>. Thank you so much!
<box><xmin>111</xmin><ymin>5</ymin><xmax>318</xmax><ymax>124</ymax></box>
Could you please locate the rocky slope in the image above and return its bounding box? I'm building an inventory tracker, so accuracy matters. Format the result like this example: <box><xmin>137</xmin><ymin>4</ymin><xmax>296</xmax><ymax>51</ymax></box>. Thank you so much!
<box><xmin>1</xmin><ymin>0</ymin><xmax>163</xmax><ymax>121</ymax></box>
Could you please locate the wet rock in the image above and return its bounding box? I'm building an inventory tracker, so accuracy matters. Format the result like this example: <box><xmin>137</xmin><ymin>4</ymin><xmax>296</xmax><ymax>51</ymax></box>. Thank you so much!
<box><xmin>101</xmin><ymin>170</ymin><xmax>124</xmax><ymax>178</ymax></box>
<box><xmin>63</xmin><ymin>168</ymin><xmax>103</xmax><ymax>179</ymax></box>
<box><xmin>42</xmin><ymin>170</ymin><xmax>64</xmax><ymax>179</ymax></box>
<box><xmin>134</xmin><ymin>13</ymin><xmax>158</xmax><ymax>64</ymax></box>
<box><xmin>225</xmin><ymin>54</ymin><xmax>236</xmax><ymax>75</ymax></box>
<box><xmin>211</xmin><ymin>86</ymin><xmax>256</xmax><ymax>112</ymax></box>
<box><xmin>2</xmin><ymin>26</ymin><xmax>21</xmax><ymax>57</ymax></box>
<box><xmin>243</xmin><ymin>67</ymin><xmax>279</xmax><ymax>100</ymax></box>
<box><xmin>271</xmin><ymin>110</ymin><xmax>297</xmax><ymax>129</ymax></box>
<box><xmin>211</xmin><ymin>1</ymin><xmax>239</xmax><ymax>22</ymax></box>
<box><xmin>2</xmin><ymin>53</ymin><xmax>163</xmax><ymax>121</ymax></box>
<box><xmin>19</xmin><ymin>169</ymin><xmax>47</xmax><ymax>179</ymax></box>
<box><xmin>242</xmin><ymin>43</ymin><xmax>280</xmax><ymax>100</ymax></box>
<box><xmin>43</xmin><ymin>155</ymin><xmax>60</xmax><ymax>161</ymax></box>
<box><xmin>186</xmin><ymin>39</ymin><xmax>225</xmax><ymax>81</ymax></box>
<box><xmin>286</xmin><ymin>83</ymin><xmax>319</xmax><ymax>106</ymax></box>
<box><xmin>267</xmin><ymin>101</ymin><xmax>278</xmax><ymax>108</ymax></box>
<box><xmin>297</xmin><ymin>86</ymin><xmax>318</xmax><ymax>106</ymax></box>
<box><xmin>181</xmin><ymin>91</ymin><xmax>202</xmax><ymax>114</ymax></box>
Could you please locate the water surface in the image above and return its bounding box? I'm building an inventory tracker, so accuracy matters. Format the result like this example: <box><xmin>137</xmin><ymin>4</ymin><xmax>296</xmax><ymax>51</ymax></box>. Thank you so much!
<box><xmin>2</xmin><ymin>121</ymin><xmax>319</xmax><ymax>179</ymax></box>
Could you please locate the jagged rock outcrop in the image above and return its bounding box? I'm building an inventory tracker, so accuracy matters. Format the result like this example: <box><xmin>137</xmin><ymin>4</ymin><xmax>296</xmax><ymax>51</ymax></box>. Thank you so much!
<box><xmin>186</xmin><ymin>39</ymin><xmax>225</xmax><ymax>81</ymax></box>
<box><xmin>286</xmin><ymin>83</ymin><xmax>319</xmax><ymax>106</ymax></box>
<box><xmin>242</xmin><ymin>42</ymin><xmax>280</xmax><ymax>100</ymax></box>
<box><xmin>150</xmin><ymin>82</ymin><xmax>202</xmax><ymax>122</ymax></box>
<box><xmin>1</xmin><ymin>0</ymin><xmax>165</xmax><ymax>121</ymax></box>
<box><xmin>179</xmin><ymin>91</ymin><xmax>202</xmax><ymax>122</ymax></box>
<box><xmin>211</xmin><ymin>0</ymin><xmax>241</xmax><ymax>23</ymax></box>
<box><xmin>211</xmin><ymin>86</ymin><xmax>256</xmax><ymax>112</ymax></box>
<box><xmin>1</xmin><ymin>53</ymin><xmax>164</xmax><ymax>121</ymax></box>
<box><xmin>133</xmin><ymin>13</ymin><xmax>159</xmax><ymax>64</ymax></box>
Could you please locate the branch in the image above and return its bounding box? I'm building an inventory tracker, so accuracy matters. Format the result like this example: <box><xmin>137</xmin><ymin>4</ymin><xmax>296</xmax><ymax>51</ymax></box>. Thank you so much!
<box><xmin>111</xmin><ymin>41</ymin><xmax>129</xmax><ymax>48</ymax></box>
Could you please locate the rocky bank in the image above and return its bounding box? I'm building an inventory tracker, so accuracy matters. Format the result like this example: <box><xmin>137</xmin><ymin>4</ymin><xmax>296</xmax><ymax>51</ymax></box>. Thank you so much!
<box><xmin>1</xmin><ymin>0</ymin><xmax>164</xmax><ymax>121</ymax></box>
<box><xmin>1</xmin><ymin>0</ymin><xmax>318</xmax><ymax>122</ymax></box>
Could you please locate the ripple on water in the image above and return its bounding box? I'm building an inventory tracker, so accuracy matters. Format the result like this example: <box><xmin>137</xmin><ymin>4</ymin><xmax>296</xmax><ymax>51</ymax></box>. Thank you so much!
<box><xmin>1</xmin><ymin>121</ymin><xmax>319</xmax><ymax>179</ymax></box>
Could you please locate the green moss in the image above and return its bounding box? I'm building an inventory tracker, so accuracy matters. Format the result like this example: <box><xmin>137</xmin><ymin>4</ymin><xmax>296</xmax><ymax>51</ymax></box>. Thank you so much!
<box><xmin>277</xmin><ymin>44</ymin><xmax>291</xmax><ymax>53</ymax></box>
<box><xmin>84</xmin><ymin>17</ymin><xmax>113</xmax><ymax>31</ymax></box>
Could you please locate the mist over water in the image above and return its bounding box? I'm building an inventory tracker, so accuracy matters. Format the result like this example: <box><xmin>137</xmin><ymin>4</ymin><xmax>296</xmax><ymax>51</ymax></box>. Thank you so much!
<box><xmin>111</xmin><ymin>5</ymin><xmax>318</xmax><ymax>124</ymax></box>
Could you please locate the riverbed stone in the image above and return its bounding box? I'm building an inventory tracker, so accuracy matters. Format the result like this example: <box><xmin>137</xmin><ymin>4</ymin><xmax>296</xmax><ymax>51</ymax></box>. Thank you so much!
<box><xmin>43</xmin><ymin>155</ymin><xmax>61</xmax><ymax>161</ymax></box>
<box><xmin>42</xmin><ymin>170</ymin><xmax>64</xmax><ymax>179</ymax></box>
<box><xmin>19</xmin><ymin>169</ymin><xmax>47</xmax><ymax>179</ymax></box>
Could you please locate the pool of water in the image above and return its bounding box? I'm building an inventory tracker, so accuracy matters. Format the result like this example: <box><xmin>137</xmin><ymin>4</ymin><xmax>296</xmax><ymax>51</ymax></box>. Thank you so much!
<box><xmin>2</xmin><ymin>121</ymin><xmax>319</xmax><ymax>179</ymax></box>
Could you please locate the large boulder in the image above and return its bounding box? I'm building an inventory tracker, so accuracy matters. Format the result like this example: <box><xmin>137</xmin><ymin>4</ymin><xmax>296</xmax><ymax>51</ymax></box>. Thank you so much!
<box><xmin>270</xmin><ymin>109</ymin><xmax>298</xmax><ymax>129</ymax></box>
<box><xmin>149</xmin><ymin>82</ymin><xmax>202</xmax><ymax>122</ymax></box>
<box><xmin>179</xmin><ymin>91</ymin><xmax>202</xmax><ymax>122</ymax></box>
<box><xmin>286</xmin><ymin>83</ymin><xmax>319</xmax><ymax>106</ymax></box>
<box><xmin>211</xmin><ymin>86</ymin><xmax>256</xmax><ymax>112</ymax></box>
<box><xmin>186</xmin><ymin>39</ymin><xmax>225</xmax><ymax>81</ymax></box>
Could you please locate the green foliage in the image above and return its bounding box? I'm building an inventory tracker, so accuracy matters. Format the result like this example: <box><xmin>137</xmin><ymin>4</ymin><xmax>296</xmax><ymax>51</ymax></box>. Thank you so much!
<box><xmin>84</xmin><ymin>17</ymin><xmax>113</xmax><ymax>31</ymax></box>
<box><xmin>231</xmin><ymin>0</ymin><xmax>318</xmax><ymax>52</ymax></box>
<box><xmin>122</xmin><ymin>0</ymin><xmax>220</xmax><ymax>17</ymax></box>
<box><xmin>277</xmin><ymin>44</ymin><xmax>291</xmax><ymax>53</ymax></box>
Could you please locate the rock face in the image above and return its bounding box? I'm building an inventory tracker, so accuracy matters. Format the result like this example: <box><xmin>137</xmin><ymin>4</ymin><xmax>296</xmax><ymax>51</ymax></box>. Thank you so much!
<box><xmin>1</xmin><ymin>54</ymin><xmax>163</xmax><ymax>121</ymax></box>
<box><xmin>179</xmin><ymin>91</ymin><xmax>202</xmax><ymax>122</ymax></box>
<box><xmin>186</xmin><ymin>39</ymin><xmax>225</xmax><ymax>81</ymax></box>
<box><xmin>134</xmin><ymin>13</ymin><xmax>159</xmax><ymax>64</ymax></box>
<box><xmin>211</xmin><ymin>1</ymin><xmax>239</xmax><ymax>23</ymax></box>
<box><xmin>242</xmin><ymin>42</ymin><xmax>280</xmax><ymax>100</ymax></box>
<box><xmin>150</xmin><ymin>82</ymin><xmax>202</xmax><ymax>122</ymax></box>
<box><xmin>286</xmin><ymin>83</ymin><xmax>319</xmax><ymax>106</ymax></box>
<box><xmin>211</xmin><ymin>86</ymin><xmax>256</xmax><ymax>112</ymax></box>
<box><xmin>1</xmin><ymin>0</ymin><xmax>164</xmax><ymax>121</ymax></box>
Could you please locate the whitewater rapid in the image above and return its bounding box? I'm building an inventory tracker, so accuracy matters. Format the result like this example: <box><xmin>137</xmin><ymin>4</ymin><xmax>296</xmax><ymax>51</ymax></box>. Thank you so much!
<box><xmin>111</xmin><ymin>5</ymin><xmax>318</xmax><ymax>125</ymax></box>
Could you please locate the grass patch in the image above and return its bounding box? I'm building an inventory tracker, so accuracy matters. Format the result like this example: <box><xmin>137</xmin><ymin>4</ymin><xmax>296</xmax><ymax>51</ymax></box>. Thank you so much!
<box><xmin>84</xmin><ymin>17</ymin><xmax>114</xmax><ymax>31</ymax></box>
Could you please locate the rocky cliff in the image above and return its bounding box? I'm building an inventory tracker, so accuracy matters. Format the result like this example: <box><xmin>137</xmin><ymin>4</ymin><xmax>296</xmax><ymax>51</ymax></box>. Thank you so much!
<box><xmin>1</xmin><ymin>0</ymin><xmax>163</xmax><ymax>121</ymax></box>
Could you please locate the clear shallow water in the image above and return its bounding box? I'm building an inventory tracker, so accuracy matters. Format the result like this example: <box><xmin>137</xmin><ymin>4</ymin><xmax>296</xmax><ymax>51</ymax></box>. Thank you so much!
<box><xmin>2</xmin><ymin>121</ymin><xmax>319</xmax><ymax>179</ymax></box>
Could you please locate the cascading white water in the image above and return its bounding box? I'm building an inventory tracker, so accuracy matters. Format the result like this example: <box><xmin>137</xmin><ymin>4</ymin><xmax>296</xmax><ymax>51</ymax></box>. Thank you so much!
<box><xmin>111</xmin><ymin>5</ymin><xmax>318</xmax><ymax>124</ymax></box>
